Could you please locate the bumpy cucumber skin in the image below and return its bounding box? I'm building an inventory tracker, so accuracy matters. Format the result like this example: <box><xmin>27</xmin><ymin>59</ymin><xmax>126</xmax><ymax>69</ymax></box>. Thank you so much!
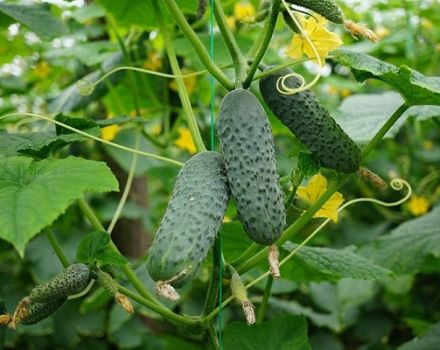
<box><xmin>286</xmin><ymin>0</ymin><xmax>345</xmax><ymax>24</ymax></box>
<box><xmin>259</xmin><ymin>69</ymin><xmax>361</xmax><ymax>173</ymax></box>
<box><xmin>146</xmin><ymin>151</ymin><xmax>229</xmax><ymax>288</ymax></box>
<box><xmin>21</xmin><ymin>297</ymin><xmax>66</xmax><ymax>325</ymax></box>
<box><xmin>217</xmin><ymin>89</ymin><xmax>286</xmax><ymax>245</ymax></box>
<box><xmin>29</xmin><ymin>263</ymin><xmax>91</xmax><ymax>302</ymax></box>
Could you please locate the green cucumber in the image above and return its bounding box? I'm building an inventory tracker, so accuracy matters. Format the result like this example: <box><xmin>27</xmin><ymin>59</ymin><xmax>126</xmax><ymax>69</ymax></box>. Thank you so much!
<box><xmin>146</xmin><ymin>151</ymin><xmax>229</xmax><ymax>288</ymax></box>
<box><xmin>259</xmin><ymin>68</ymin><xmax>361</xmax><ymax>173</ymax></box>
<box><xmin>21</xmin><ymin>297</ymin><xmax>66</xmax><ymax>325</ymax></box>
<box><xmin>217</xmin><ymin>89</ymin><xmax>286</xmax><ymax>245</ymax></box>
<box><xmin>285</xmin><ymin>0</ymin><xmax>345</xmax><ymax>24</ymax></box>
<box><xmin>29</xmin><ymin>263</ymin><xmax>91</xmax><ymax>302</ymax></box>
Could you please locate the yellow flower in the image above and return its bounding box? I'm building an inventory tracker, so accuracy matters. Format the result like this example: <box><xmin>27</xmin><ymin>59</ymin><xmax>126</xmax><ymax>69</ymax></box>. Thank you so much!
<box><xmin>407</xmin><ymin>195</ymin><xmax>430</xmax><ymax>216</ymax></box>
<box><xmin>175</xmin><ymin>127</ymin><xmax>196</xmax><ymax>154</ymax></box>
<box><xmin>143</xmin><ymin>51</ymin><xmax>162</xmax><ymax>71</ymax></box>
<box><xmin>34</xmin><ymin>61</ymin><xmax>51</xmax><ymax>79</ymax></box>
<box><xmin>286</xmin><ymin>14</ymin><xmax>343</xmax><ymax>66</ymax></box>
<box><xmin>169</xmin><ymin>71</ymin><xmax>197</xmax><ymax>96</ymax></box>
<box><xmin>297</xmin><ymin>174</ymin><xmax>344</xmax><ymax>222</ymax></box>
<box><xmin>340</xmin><ymin>88</ymin><xmax>351</xmax><ymax>97</ymax></box>
<box><xmin>101</xmin><ymin>124</ymin><xmax>120</xmax><ymax>141</ymax></box>
<box><xmin>234</xmin><ymin>2</ymin><xmax>255</xmax><ymax>21</ymax></box>
<box><xmin>222</xmin><ymin>216</ymin><xmax>232</xmax><ymax>223</ymax></box>
<box><xmin>423</xmin><ymin>140</ymin><xmax>434</xmax><ymax>150</ymax></box>
<box><xmin>226</xmin><ymin>15</ymin><xmax>237</xmax><ymax>31</ymax></box>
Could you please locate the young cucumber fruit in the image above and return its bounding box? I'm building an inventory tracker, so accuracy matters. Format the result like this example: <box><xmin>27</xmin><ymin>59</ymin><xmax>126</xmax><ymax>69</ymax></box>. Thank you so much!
<box><xmin>217</xmin><ymin>89</ymin><xmax>286</xmax><ymax>245</ymax></box>
<box><xmin>146</xmin><ymin>151</ymin><xmax>229</xmax><ymax>288</ymax></box>
<box><xmin>29</xmin><ymin>263</ymin><xmax>91</xmax><ymax>303</ymax></box>
<box><xmin>285</xmin><ymin>0</ymin><xmax>345</xmax><ymax>24</ymax></box>
<box><xmin>259</xmin><ymin>68</ymin><xmax>361</xmax><ymax>173</ymax></box>
<box><xmin>21</xmin><ymin>297</ymin><xmax>67</xmax><ymax>325</ymax></box>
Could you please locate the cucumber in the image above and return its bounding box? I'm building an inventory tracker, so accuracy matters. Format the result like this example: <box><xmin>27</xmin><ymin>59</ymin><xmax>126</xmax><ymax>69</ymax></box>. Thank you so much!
<box><xmin>20</xmin><ymin>297</ymin><xmax>66</xmax><ymax>325</ymax></box>
<box><xmin>285</xmin><ymin>0</ymin><xmax>345</xmax><ymax>24</ymax></box>
<box><xmin>29</xmin><ymin>263</ymin><xmax>91</xmax><ymax>302</ymax></box>
<box><xmin>259</xmin><ymin>68</ymin><xmax>361</xmax><ymax>173</ymax></box>
<box><xmin>217</xmin><ymin>89</ymin><xmax>286</xmax><ymax>245</ymax></box>
<box><xmin>146</xmin><ymin>151</ymin><xmax>229</xmax><ymax>288</ymax></box>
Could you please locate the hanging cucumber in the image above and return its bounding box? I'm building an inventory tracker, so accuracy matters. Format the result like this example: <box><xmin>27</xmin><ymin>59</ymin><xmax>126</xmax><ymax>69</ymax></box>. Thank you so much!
<box><xmin>217</xmin><ymin>89</ymin><xmax>286</xmax><ymax>246</ymax></box>
<box><xmin>259</xmin><ymin>68</ymin><xmax>361</xmax><ymax>173</ymax></box>
<box><xmin>29</xmin><ymin>263</ymin><xmax>91</xmax><ymax>302</ymax></box>
<box><xmin>285</xmin><ymin>0</ymin><xmax>345</xmax><ymax>24</ymax></box>
<box><xmin>146</xmin><ymin>151</ymin><xmax>229</xmax><ymax>299</ymax></box>
<box><xmin>20</xmin><ymin>297</ymin><xmax>67</xmax><ymax>325</ymax></box>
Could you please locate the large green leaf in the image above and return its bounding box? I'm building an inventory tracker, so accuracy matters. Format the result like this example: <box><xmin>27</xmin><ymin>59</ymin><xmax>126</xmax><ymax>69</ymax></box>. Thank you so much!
<box><xmin>223</xmin><ymin>315</ymin><xmax>311</xmax><ymax>350</ymax></box>
<box><xmin>281</xmin><ymin>243</ymin><xmax>392</xmax><ymax>282</ymax></box>
<box><xmin>360</xmin><ymin>206</ymin><xmax>440</xmax><ymax>275</ymax></box>
<box><xmin>335</xmin><ymin>92</ymin><xmax>440</xmax><ymax>143</ymax></box>
<box><xmin>398</xmin><ymin>321</ymin><xmax>440</xmax><ymax>350</ymax></box>
<box><xmin>0</xmin><ymin>157</ymin><xmax>118</xmax><ymax>255</ymax></box>
<box><xmin>334</xmin><ymin>49</ymin><xmax>440</xmax><ymax>106</ymax></box>
<box><xmin>0</xmin><ymin>3</ymin><xmax>65</xmax><ymax>40</ymax></box>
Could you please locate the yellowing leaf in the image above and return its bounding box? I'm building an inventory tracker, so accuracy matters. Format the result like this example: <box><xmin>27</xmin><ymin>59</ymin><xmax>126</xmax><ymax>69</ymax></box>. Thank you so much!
<box><xmin>234</xmin><ymin>2</ymin><xmax>255</xmax><ymax>21</ymax></box>
<box><xmin>286</xmin><ymin>14</ymin><xmax>343</xmax><ymax>66</ymax></box>
<box><xmin>297</xmin><ymin>174</ymin><xmax>344</xmax><ymax>222</ymax></box>
<box><xmin>407</xmin><ymin>195</ymin><xmax>431</xmax><ymax>216</ymax></box>
<box><xmin>175</xmin><ymin>127</ymin><xmax>196</xmax><ymax>154</ymax></box>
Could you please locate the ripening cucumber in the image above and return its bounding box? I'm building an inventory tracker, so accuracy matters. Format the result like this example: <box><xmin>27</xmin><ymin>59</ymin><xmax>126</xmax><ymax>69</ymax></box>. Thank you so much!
<box><xmin>21</xmin><ymin>297</ymin><xmax>66</xmax><ymax>325</ymax></box>
<box><xmin>29</xmin><ymin>263</ymin><xmax>91</xmax><ymax>302</ymax></box>
<box><xmin>146</xmin><ymin>151</ymin><xmax>229</xmax><ymax>288</ymax></box>
<box><xmin>259</xmin><ymin>68</ymin><xmax>361</xmax><ymax>173</ymax></box>
<box><xmin>217</xmin><ymin>89</ymin><xmax>286</xmax><ymax>245</ymax></box>
<box><xmin>285</xmin><ymin>0</ymin><xmax>345</xmax><ymax>24</ymax></box>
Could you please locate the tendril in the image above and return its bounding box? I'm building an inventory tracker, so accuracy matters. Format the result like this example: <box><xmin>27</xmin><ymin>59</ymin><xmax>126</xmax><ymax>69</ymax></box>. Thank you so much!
<box><xmin>0</xmin><ymin>112</ymin><xmax>183</xmax><ymax>167</ymax></box>
<box><xmin>277</xmin><ymin>0</ymin><xmax>322</xmax><ymax>95</ymax></box>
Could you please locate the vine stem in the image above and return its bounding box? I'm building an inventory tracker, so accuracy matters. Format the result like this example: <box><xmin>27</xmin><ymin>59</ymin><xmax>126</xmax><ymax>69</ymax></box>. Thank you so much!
<box><xmin>76</xmin><ymin>198</ymin><xmax>162</xmax><ymax>306</ymax></box>
<box><xmin>213</xmin><ymin>0</ymin><xmax>247</xmax><ymax>87</ymax></box>
<box><xmin>162</xmin><ymin>0</ymin><xmax>233</xmax><ymax>90</ymax></box>
<box><xmin>243</xmin><ymin>0</ymin><xmax>281</xmax><ymax>88</ymax></box>
<box><xmin>153</xmin><ymin>0</ymin><xmax>206</xmax><ymax>153</ymax></box>
<box><xmin>44</xmin><ymin>228</ymin><xmax>70</xmax><ymax>268</ymax></box>
<box><xmin>256</xmin><ymin>276</ymin><xmax>273</xmax><ymax>323</ymax></box>
<box><xmin>117</xmin><ymin>285</ymin><xmax>201</xmax><ymax>329</ymax></box>
<box><xmin>0</xmin><ymin>113</ymin><xmax>183</xmax><ymax>167</ymax></box>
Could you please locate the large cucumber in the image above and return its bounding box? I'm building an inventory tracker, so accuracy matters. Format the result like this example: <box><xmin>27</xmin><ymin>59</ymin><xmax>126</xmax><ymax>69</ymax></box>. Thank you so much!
<box><xmin>21</xmin><ymin>297</ymin><xmax>66</xmax><ymax>325</ymax></box>
<box><xmin>217</xmin><ymin>89</ymin><xmax>286</xmax><ymax>245</ymax></box>
<box><xmin>259</xmin><ymin>68</ymin><xmax>361</xmax><ymax>173</ymax></box>
<box><xmin>29</xmin><ymin>263</ymin><xmax>91</xmax><ymax>302</ymax></box>
<box><xmin>285</xmin><ymin>0</ymin><xmax>345</xmax><ymax>24</ymax></box>
<box><xmin>146</xmin><ymin>151</ymin><xmax>229</xmax><ymax>288</ymax></box>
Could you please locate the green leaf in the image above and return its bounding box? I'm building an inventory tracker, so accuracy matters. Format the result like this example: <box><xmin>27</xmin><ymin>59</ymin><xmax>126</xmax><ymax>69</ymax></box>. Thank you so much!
<box><xmin>95</xmin><ymin>250</ymin><xmax>127</xmax><ymax>267</ymax></box>
<box><xmin>334</xmin><ymin>49</ymin><xmax>440</xmax><ymax>106</ymax></box>
<box><xmin>76</xmin><ymin>231</ymin><xmax>110</xmax><ymax>264</ymax></box>
<box><xmin>298</xmin><ymin>152</ymin><xmax>320</xmax><ymax>179</ymax></box>
<box><xmin>335</xmin><ymin>92</ymin><xmax>440</xmax><ymax>143</ymax></box>
<box><xmin>281</xmin><ymin>243</ymin><xmax>392</xmax><ymax>282</ymax></box>
<box><xmin>0</xmin><ymin>115</ymin><xmax>100</xmax><ymax>158</ymax></box>
<box><xmin>359</xmin><ymin>206</ymin><xmax>440</xmax><ymax>275</ymax></box>
<box><xmin>0</xmin><ymin>3</ymin><xmax>65</xmax><ymax>40</ymax></box>
<box><xmin>223</xmin><ymin>315</ymin><xmax>311</xmax><ymax>350</ymax></box>
<box><xmin>398</xmin><ymin>321</ymin><xmax>440</xmax><ymax>350</ymax></box>
<box><xmin>0</xmin><ymin>157</ymin><xmax>118</xmax><ymax>255</ymax></box>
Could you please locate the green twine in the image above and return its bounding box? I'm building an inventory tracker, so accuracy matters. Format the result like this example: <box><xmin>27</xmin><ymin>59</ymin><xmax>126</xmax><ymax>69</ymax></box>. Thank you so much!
<box><xmin>209</xmin><ymin>0</ymin><xmax>223</xmax><ymax>347</ymax></box>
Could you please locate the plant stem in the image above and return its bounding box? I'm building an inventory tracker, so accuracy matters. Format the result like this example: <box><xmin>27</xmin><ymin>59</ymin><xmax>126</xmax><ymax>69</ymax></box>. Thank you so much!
<box><xmin>154</xmin><ymin>0</ymin><xmax>207</xmax><ymax>153</ymax></box>
<box><xmin>202</xmin><ymin>235</ymin><xmax>222</xmax><ymax>317</ymax></box>
<box><xmin>213</xmin><ymin>0</ymin><xmax>247</xmax><ymax>87</ymax></box>
<box><xmin>243</xmin><ymin>0</ymin><xmax>281</xmax><ymax>88</ymax></box>
<box><xmin>118</xmin><ymin>285</ymin><xmax>201</xmax><ymax>329</ymax></box>
<box><xmin>252</xmin><ymin>57</ymin><xmax>309</xmax><ymax>81</ymax></box>
<box><xmin>361</xmin><ymin>103</ymin><xmax>410</xmax><ymax>158</ymax></box>
<box><xmin>163</xmin><ymin>0</ymin><xmax>233</xmax><ymax>90</ymax></box>
<box><xmin>44</xmin><ymin>228</ymin><xmax>70</xmax><ymax>268</ymax></box>
<box><xmin>77</xmin><ymin>198</ymin><xmax>161</xmax><ymax>305</ymax></box>
<box><xmin>256</xmin><ymin>276</ymin><xmax>273</xmax><ymax>323</ymax></box>
<box><xmin>229</xmin><ymin>243</ymin><xmax>258</xmax><ymax>267</ymax></box>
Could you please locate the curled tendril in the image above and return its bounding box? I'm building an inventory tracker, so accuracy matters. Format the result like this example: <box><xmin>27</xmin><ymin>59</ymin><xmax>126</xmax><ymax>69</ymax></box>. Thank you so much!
<box><xmin>76</xmin><ymin>78</ymin><xmax>95</xmax><ymax>96</ymax></box>
<box><xmin>277</xmin><ymin>0</ymin><xmax>322</xmax><ymax>95</ymax></box>
<box><xmin>246</xmin><ymin>178</ymin><xmax>412</xmax><ymax>290</ymax></box>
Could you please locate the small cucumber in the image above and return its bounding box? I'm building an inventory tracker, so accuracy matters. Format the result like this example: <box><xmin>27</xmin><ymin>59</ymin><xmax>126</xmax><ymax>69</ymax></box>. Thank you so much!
<box><xmin>21</xmin><ymin>297</ymin><xmax>66</xmax><ymax>325</ymax></box>
<box><xmin>217</xmin><ymin>89</ymin><xmax>286</xmax><ymax>245</ymax></box>
<box><xmin>286</xmin><ymin>0</ymin><xmax>345</xmax><ymax>24</ymax></box>
<box><xmin>259</xmin><ymin>68</ymin><xmax>361</xmax><ymax>173</ymax></box>
<box><xmin>30</xmin><ymin>263</ymin><xmax>91</xmax><ymax>302</ymax></box>
<box><xmin>146</xmin><ymin>151</ymin><xmax>229</xmax><ymax>288</ymax></box>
